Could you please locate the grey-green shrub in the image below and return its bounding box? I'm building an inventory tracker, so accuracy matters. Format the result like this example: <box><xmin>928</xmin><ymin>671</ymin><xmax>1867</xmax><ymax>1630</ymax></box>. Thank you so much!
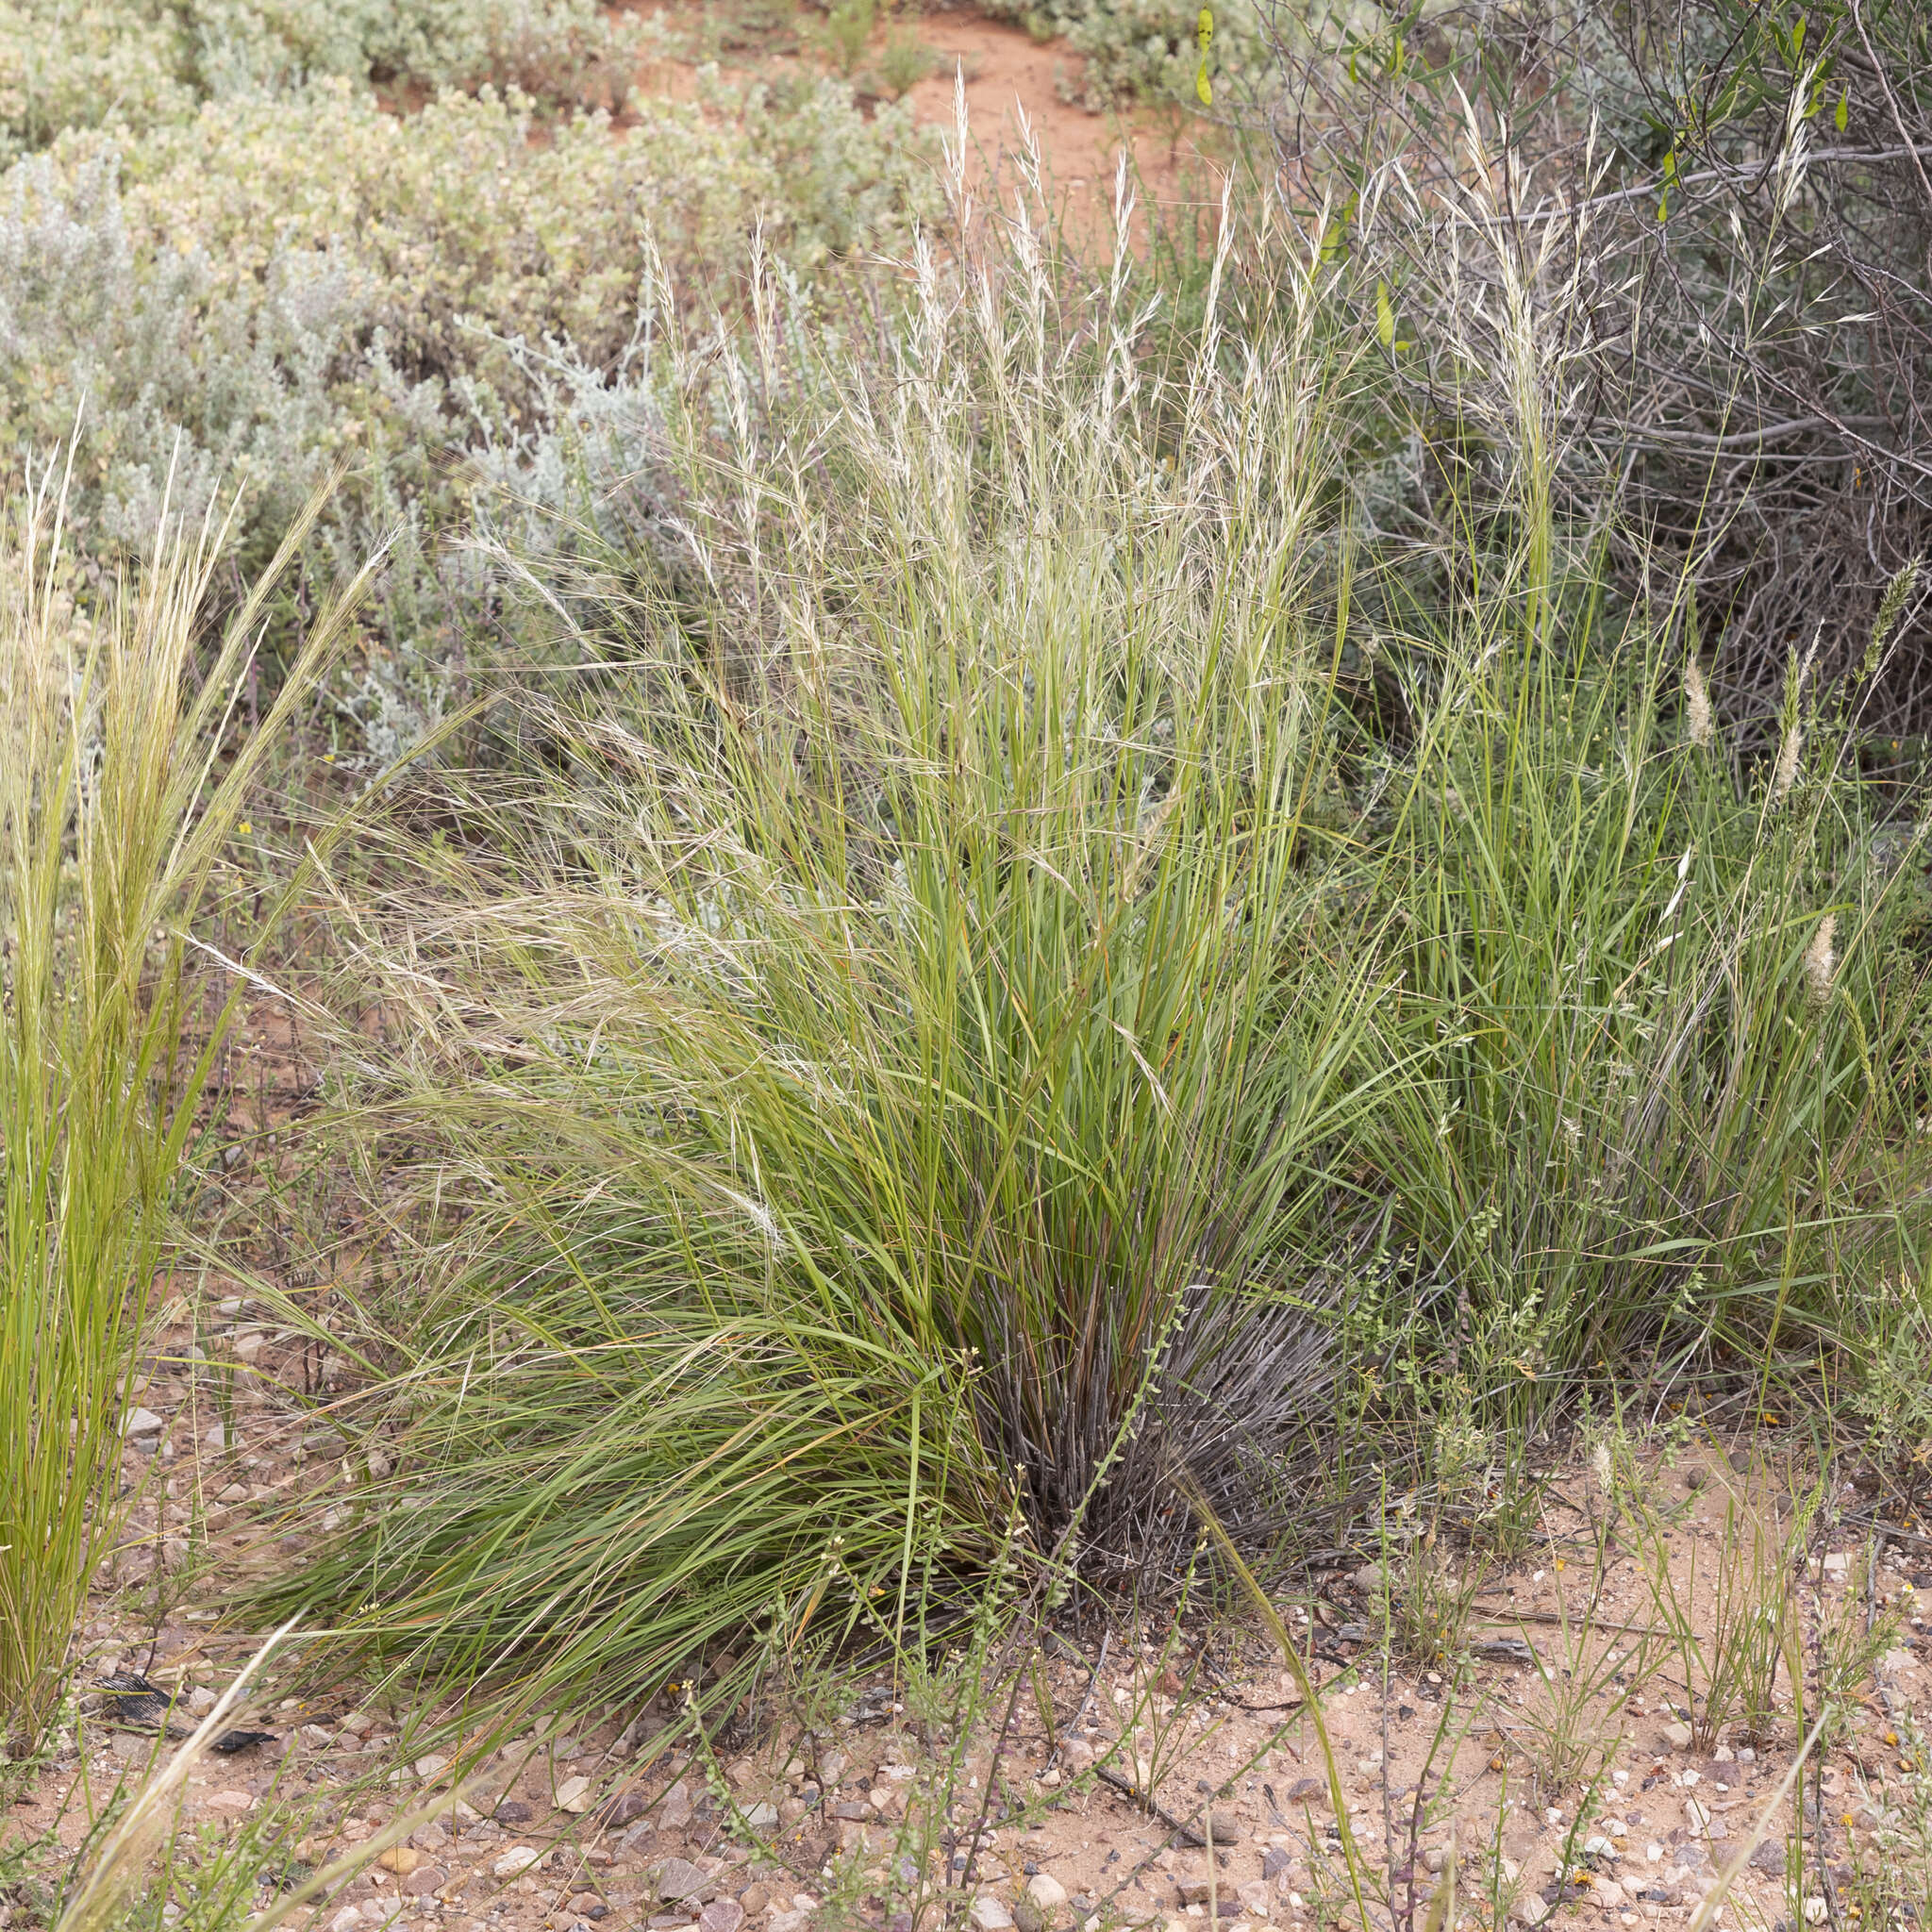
<box><xmin>3</xmin><ymin>76</ymin><xmax>934</xmax><ymax>529</ymax></box>
<box><xmin>0</xmin><ymin>0</ymin><xmax>646</xmax><ymax>156</ymax></box>
<box><xmin>0</xmin><ymin>73</ymin><xmax>938</xmax><ymax>752</ymax></box>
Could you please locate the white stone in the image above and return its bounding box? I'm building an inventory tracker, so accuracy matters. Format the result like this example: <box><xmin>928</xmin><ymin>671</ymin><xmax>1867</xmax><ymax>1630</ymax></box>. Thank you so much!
<box><xmin>124</xmin><ymin>1408</ymin><xmax>165</xmax><ymax>1437</ymax></box>
<box><xmin>556</xmin><ymin>1774</ymin><xmax>591</xmax><ymax>1812</ymax></box>
<box><xmin>1805</xmin><ymin>1902</ymin><xmax>1829</xmax><ymax>1926</ymax></box>
<box><xmin>1507</xmin><ymin>1895</ymin><xmax>1550</xmax><ymax>1927</ymax></box>
<box><xmin>970</xmin><ymin>1897</ymin><xmax>1014</xmax><ymax>1931</ymax></box>
<box><xmin>1684</xmin><ymin>1800</ymin><xmax>1711</xmax><ymax>1832</ymax></box>
<box><xmin>492</xmin><ymin>1846</ymin><xmax>541</xmax><ymax>1878</ymax></box>
<box><xmin>414</xmin><ymin>1755</ymin><xmax>448</xmax><ymax>1781</ymax></box>
<box><xmin>1663</xmin><ymin>1723</ymin><xmax>1694</xmax><ymax>1752</ymax></box>
<box><xmin>1026</xmin><ymin>1877</ymin><xmax>1070</xmax><ymax>1910</ymax></box>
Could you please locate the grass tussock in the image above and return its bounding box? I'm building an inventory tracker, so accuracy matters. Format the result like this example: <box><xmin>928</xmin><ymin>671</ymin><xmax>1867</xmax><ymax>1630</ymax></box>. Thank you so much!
<box><xmin>262</xmin><ymin>163</ymin><xmax>1932</xmax><ymax>1731</ymax></box>
<box><xmin>1358</xmin><ymin>595</ymin><xmax>1931</xmax><ymax>1420</ymax></box>
<box><xmin>0</xmin><ymin>458</ymin><xmax>366</xmax><ymax>1752</ymax></box>
<box><xmin>277</xmin><ymin>201</ymin><xmax>1405</xmax><ymax>1724</ymax></box>
<box><xmin>0</xmin><ymin>5</ymin><xmax>1926</xmax><ymax>1920</ymax></box>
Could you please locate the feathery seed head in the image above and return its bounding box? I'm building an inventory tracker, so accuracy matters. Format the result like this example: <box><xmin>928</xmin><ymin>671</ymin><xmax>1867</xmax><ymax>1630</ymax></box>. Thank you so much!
<box><xmin>1804</xmin><ymin>914</ymin><xmax>1838</xmax><ymax>1003</ymax></box>
<box><xmin>1684</xmin><ymin>655</ymin><xmax>1714</xmax><ymax>750</ymax></box>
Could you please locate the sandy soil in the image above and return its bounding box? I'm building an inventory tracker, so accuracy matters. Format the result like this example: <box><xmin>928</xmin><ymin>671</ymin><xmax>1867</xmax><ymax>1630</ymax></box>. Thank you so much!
<box><xmin>9</xmin><ymin>1234</ymin><xmax>1929</xmax><ymax>1932</ymax></box>
<box><xmin>622</xmin><ymin>0</ymin><xmax>1224</xmax><ymax>245</ymax></box>
<box><xmin>894</xmin><ymin>11</ymin><xmax>1220</xmax><ymax>238</ymax></box>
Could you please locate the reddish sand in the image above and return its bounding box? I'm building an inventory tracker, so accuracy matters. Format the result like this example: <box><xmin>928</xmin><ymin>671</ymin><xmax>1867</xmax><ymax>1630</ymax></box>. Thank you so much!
<box><xmin>625</xmin><ymin>0</ymin><xmax>1225</xmax><ymax>249</ymax></box>
<box><xmin>898</xmin><ymin>8</ymin><xmax>1223</xmax><ymax>238</ymax></box>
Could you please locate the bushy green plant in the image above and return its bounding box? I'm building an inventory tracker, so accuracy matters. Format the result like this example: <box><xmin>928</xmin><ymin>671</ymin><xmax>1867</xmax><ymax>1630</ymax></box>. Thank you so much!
<box><xmin>1261</xmin><ymin>94</ymin><xmax>1932</xmax><ymax>1412</ymax></box>
<box><xmin>822</xmin><ymin>0</ymin><xmax>874</xmax><ymax>75</ymax></box>
<box><xmin>1353</xmin><ymin>602</ymin><xmax>1932</xmax><ymax>1407</ymax></box>
<box><xmin>978</xmin><ymin>0</ymin><xmax>1266</xmax><ymax>109</ymax></box>
<box><xmin>875</xmin><ymin>22</ymin><xmax>934</xmax><ymax>97</ymax></box>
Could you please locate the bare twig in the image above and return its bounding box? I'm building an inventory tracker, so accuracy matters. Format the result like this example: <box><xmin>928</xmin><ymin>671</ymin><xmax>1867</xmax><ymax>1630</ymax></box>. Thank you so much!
<box><xmin>1092</xmin><ymin>1762</ymin><xmax>1210</xmax><ymax>1848</ymax></box>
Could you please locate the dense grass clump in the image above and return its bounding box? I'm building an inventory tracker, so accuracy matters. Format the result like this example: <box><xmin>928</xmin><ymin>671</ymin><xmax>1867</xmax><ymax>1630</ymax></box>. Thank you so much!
<box><xmin>267</xmin><ymin>171</ymin><xmax>1932</xmax><ymax>1727</ymax></box>
<box><xmin>272</xmin><ymin>208</ymin><xmax>1407</xmax><ymax>1721</ymax></box>
<box><xmin>1357</xmin><ymin>594</ymin><xmax>1932</xmax><ymax>1437</ymax></box>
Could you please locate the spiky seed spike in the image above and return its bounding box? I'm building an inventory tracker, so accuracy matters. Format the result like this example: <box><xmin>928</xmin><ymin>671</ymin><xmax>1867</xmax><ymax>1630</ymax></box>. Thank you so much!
<box><xmin>1862</xmin><ymin>557</ymin><xmax>1924</xmax><ymax>682</ymax></box>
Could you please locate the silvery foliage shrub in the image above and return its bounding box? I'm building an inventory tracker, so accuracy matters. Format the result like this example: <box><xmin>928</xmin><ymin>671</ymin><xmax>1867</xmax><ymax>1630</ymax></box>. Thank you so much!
<box><xmin>0</xmin><ymin>140</ymin><xmax>386</xmax><ymax>554</ymax></box>
<box><xmin>0</xmin><ymin>75</ymin><xmax>936</xmax><ymax>758</ymax></box>
<box><xmin>0</xmin><ymin>0</ymin><xmax>645</xmax><ymax>157</ymax></box>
